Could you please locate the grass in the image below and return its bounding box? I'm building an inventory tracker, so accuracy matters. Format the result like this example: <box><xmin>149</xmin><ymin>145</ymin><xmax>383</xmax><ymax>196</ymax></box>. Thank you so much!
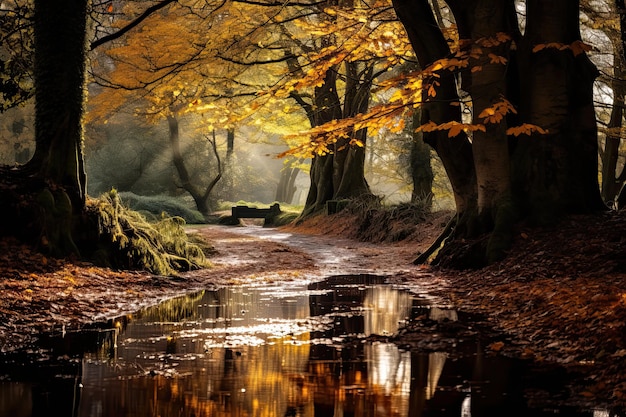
<box><xmin>118</xmin><ymin>192</ymin><xmax>206</xmax><ymax>224</ymax></box>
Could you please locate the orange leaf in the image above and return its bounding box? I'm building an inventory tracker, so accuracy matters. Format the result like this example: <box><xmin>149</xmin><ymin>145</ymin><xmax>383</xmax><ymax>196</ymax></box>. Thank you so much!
<box><xmin>489</xmin><ymin>341</ymin><xmax>505</xmax><ymax>352</ymax></box>
<box><xmin>448</xmin><ymin>123</ymin><xmax>464</xmax><ymax>137</ymax></box>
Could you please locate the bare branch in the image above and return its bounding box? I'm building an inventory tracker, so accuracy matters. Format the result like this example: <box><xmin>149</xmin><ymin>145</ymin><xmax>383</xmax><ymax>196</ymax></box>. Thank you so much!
<box><xmin>90</xmin><ymin>0</ymin><xmax>178</xmax><ymax>50</ymax></box>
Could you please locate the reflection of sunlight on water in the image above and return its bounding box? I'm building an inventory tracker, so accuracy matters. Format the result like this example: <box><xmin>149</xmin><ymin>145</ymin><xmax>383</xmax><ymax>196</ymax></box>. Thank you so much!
<box><xmin>6</xmin><ymin>275</ymin><xmax>607</xmax><ymax>417</ymax></box>
<box><xmin>367</xmin><ymin>342</ymin><xmax>411</xmax><ymax>397</ymax></box>
<box><xmin>364</xmin><ymin>286</ymin><xmax>412</xmax><ymax>336</ymax></box>
<box><xmin>462</xmin><ymin>395</ymin><xmax>471</xmax><ymax>417</ymax></box>
<box><xmin>426</xmin><ymin>352</ymin><xmax>447</xmax><ymax>400</ymax></box>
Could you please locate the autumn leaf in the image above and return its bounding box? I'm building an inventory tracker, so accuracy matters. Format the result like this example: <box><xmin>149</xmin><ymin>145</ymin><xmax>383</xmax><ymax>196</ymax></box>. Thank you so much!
<box><xmin>489</xmin><ymin>341</ymin><xmax>505</xmax><ymax>352</ymax></box>
<box><xmin>448</xmin><ymin>122</ymin><xmax>465</xmax><ymax>137</ymax></box>
<box><xmin>571</xmin><ymin>40</ymin><xmax>593</xmax><ymax>56</ymax></box>
<box><xmin>507</xmin><ymin>123</ymin><xmax>549</xmax><ymax>137</ymax></box>
<box><xmin>488</xmin><ymin>53</ymin><xmax>507</xmax><ymax>65</ymax></box>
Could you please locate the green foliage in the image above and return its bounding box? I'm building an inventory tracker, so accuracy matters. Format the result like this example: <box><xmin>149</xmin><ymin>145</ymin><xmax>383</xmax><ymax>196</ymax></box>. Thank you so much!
<box><xmin>86</xmin><ymin>190</ymin><xmax>209</xmax><ymax>276</ymax></box>
<box><xmin>267</xmin><ymin>211</ymin><xmax>300</xmax><ymax>227</ymax></box>
<box><xmin>118</xmin><ymin>192</ymin><xmax>206</xmax><ymax>224</ymax></box>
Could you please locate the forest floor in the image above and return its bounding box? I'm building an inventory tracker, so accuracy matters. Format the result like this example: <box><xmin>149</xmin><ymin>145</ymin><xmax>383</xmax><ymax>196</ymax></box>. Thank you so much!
<box><xmin>0</xmin><ymin>208</ymin><xmax>625</xmax><ymax>410</ymax></box>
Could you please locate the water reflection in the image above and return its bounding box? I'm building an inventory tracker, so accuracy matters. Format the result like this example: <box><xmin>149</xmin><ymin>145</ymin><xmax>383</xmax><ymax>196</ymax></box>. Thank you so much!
<box><xmin>0</xmin><ymin>274</ymin><xmax>618</xmax><ymax>417</ymax></box>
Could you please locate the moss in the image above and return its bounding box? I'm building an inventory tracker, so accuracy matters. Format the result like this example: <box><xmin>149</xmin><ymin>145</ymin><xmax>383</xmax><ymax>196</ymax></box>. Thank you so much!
<box><xmin>85</xmin><ymin>190</ymin><xmax>209</xmax><ymax>276</ymax></box>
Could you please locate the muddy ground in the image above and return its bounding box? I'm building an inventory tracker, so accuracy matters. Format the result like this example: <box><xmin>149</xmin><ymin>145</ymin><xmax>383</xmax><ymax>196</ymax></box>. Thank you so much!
<box><xmin>0</xmin><ymin>210</ymin><xmax>626</xmax><ymax>410</ymax></box>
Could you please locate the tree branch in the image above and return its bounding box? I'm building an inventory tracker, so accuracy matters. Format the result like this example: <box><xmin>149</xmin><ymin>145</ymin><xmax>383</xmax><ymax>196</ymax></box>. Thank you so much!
<box><xmin>90</xmin><ymin>0</ymin><xmax>178</xmax><ymax>50</ymax></box>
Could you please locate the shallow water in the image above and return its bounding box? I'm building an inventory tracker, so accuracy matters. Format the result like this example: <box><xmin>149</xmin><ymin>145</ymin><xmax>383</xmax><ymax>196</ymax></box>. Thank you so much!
<box><xmin>0</xmin><ymin>274</ymin><xmax>617</xmax><ymax>417</ymax></box>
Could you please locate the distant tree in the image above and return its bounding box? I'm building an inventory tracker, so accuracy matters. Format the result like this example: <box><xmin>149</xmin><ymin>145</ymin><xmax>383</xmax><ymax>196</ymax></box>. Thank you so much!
<box><xmin>0</xmin><ymin>0</ymin><xmax>34</xmax><ymax>110</ymax></box>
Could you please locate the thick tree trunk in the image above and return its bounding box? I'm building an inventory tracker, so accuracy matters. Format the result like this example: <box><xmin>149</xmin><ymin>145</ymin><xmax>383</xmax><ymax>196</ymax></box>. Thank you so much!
<box><xmin>392</xmin><ymin>0</ymin><xmax>477</xmax><ymax>229</ymax></box>
<box><xmin>7</xmin><ymin>0</ymin><xmax>90</xmax><ymax>256</ymax></box>
<box><xmin>301</xmin><ymin>61</ymin><xmax>373</xmax><ymax>217</ymax></box>
<box><xmin>28</xmin><ymin>0</ymin><xmax>88</xmax><ymax>208</ymax></box>
<box><xmin>449</xmin><ymin>0</ymin><xmax>516</xmax><ymax>262</ymax></box>
<box><xmin>513</xmin><ymin>0</ymin><xmax>605</xmax><ymax>223</ymax></box>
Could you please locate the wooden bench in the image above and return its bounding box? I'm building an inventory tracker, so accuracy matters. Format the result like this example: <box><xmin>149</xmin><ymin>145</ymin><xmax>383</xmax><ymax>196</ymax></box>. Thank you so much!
<box><xmin>231</xmin><ymin>203</ymin><xmax>281</xmax><ymax>219</ymax></box>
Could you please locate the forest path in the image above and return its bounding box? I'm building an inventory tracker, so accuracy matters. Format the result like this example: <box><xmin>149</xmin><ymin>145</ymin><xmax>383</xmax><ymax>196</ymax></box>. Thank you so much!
<box><xmin>0</xmin><ymin>224</ymin><xmax>445</xmax><ymax>351</ymax></box>
<box><xmin>185</xmin><ymin>225</ymin><xmax>448</xmax><ymax>302</ymax></box>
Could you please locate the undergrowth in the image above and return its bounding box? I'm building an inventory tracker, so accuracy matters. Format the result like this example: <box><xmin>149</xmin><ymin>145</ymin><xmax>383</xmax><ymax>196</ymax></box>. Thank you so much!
<box><xmin>344</xmin><ymin>196</ymin><xmax>432</xmax><ymax>242</ymax></box>
<box><xmin>85</xmin><ymin>190</ymin><xmax>209</xmax><ymax>276</ymax></box>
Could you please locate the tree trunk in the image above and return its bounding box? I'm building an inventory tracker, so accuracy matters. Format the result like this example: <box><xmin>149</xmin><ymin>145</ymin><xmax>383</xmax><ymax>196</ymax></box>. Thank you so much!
<box><xmin>333</xmin><ymin>62</ymin><xmax>372</xmax><ymax>199</ymax></box>
<box><xmin>275</xmin><ymin>160</ymin><xmax>300</xmax><ymax>204</ymax></box>
<box><xmin>28</xmin><ymin>0</ymin><xmax>88</xmax><ymax>208</ymax></box>
<box><xmin>167</xmin><ymin>115</ymin><xmax>221</xmax><ymax>217</ymax></box>
<box><xmin>395</xmin><ymin>0</ymin><xmax>606</xmax><ymax>267</ymax></box>
<box><xmin>513</xmin><ymin>0</ymin><xmax>605</xmax><ymax>223</ymax></box>
<box><xmin>601</xmin><ymin>58</ymin><xmax>626</xmax><ymax>205</ymax></box>
<box><xmin>392</xmin><ymin>0</ymin><xmax>477</xmax><ymax>229</ymax></box>
<box><xmin>601</xmin><ymin>0</ymin><xmax>626</xmax><ymax>204</ymax></box>
<box><xmin>226</xmin><ymin>127</ymin><xmax>235</xmax><ymax>158</ymax></box>
<box><xmin>410</xmin><ymin>112</ymin><xmax>433</xmax><ymax>207</ymax></box>
<box><xmin>301</xmin><ymin>61</ymin><xmax>374</xmax><ymax>217</ymax></box>
<box><xmin>8</xmin><ymin>0</ymin><xmax>89</xmax><ymax>256</ymax></box>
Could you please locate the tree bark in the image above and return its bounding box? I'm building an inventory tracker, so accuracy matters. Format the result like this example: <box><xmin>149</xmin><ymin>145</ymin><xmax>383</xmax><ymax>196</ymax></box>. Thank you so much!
<box><xmin>513</xmin><ymin>0</ymin><xmax>605</xmax><ymax>223</ymax></box>
<box><xmin>29</xmin><ymin>0</ymin><xmax>88</xmax><ymax>209</ymax></box>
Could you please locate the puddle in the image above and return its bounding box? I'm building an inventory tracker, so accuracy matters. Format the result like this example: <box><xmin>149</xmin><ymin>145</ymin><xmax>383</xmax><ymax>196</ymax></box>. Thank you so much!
<box><xmin>0</xmin><ymin>274</ymin><xmax>618</xmax><ymax>417</ymax></box>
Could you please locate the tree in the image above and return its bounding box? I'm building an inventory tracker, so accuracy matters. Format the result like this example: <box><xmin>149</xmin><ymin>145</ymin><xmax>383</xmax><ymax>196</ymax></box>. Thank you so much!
<box><xmin>24</xmin><ymin>0</ymin><xmax>89</xmax><ymax>254</ymax></box>
<box><xmin>386</xmin><ymin>0</ymin><xmax>607</xmax><ymax>265</ymax></box>
<box><xmin>592</xmin><ymin>1</ymin><xmax>626</xmax><ymax>205</ymax></box>
<box><xmin>0</xmin><ymin>0</ymin><xmax>206</xmax><ymax>274</ymax></box>
<box><xmin>306</xmin><ymin>0</ymin><xmax>607</xmax><ymax>265</ymax></box>
<box><xmin>167</xmin><ymin>115</ymin><xmax>222</xmax><ymax>216</ymax></box>
<box><xmin>270</xmin><ymin>0</ymin><xmax>414</xmax><ymax>216</ymax></box>
<box><xmin>88</xmin><ymin>0</ymin><xmax>285</xmax><ymax>213</ymax></box>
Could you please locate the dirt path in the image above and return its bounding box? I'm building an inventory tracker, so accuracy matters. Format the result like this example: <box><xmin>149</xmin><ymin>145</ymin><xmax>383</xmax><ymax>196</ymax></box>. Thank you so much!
<box><xmin>0</xmin><ymin>224</ymin><xmax>443</xmax><ymax>351</ymax></box>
